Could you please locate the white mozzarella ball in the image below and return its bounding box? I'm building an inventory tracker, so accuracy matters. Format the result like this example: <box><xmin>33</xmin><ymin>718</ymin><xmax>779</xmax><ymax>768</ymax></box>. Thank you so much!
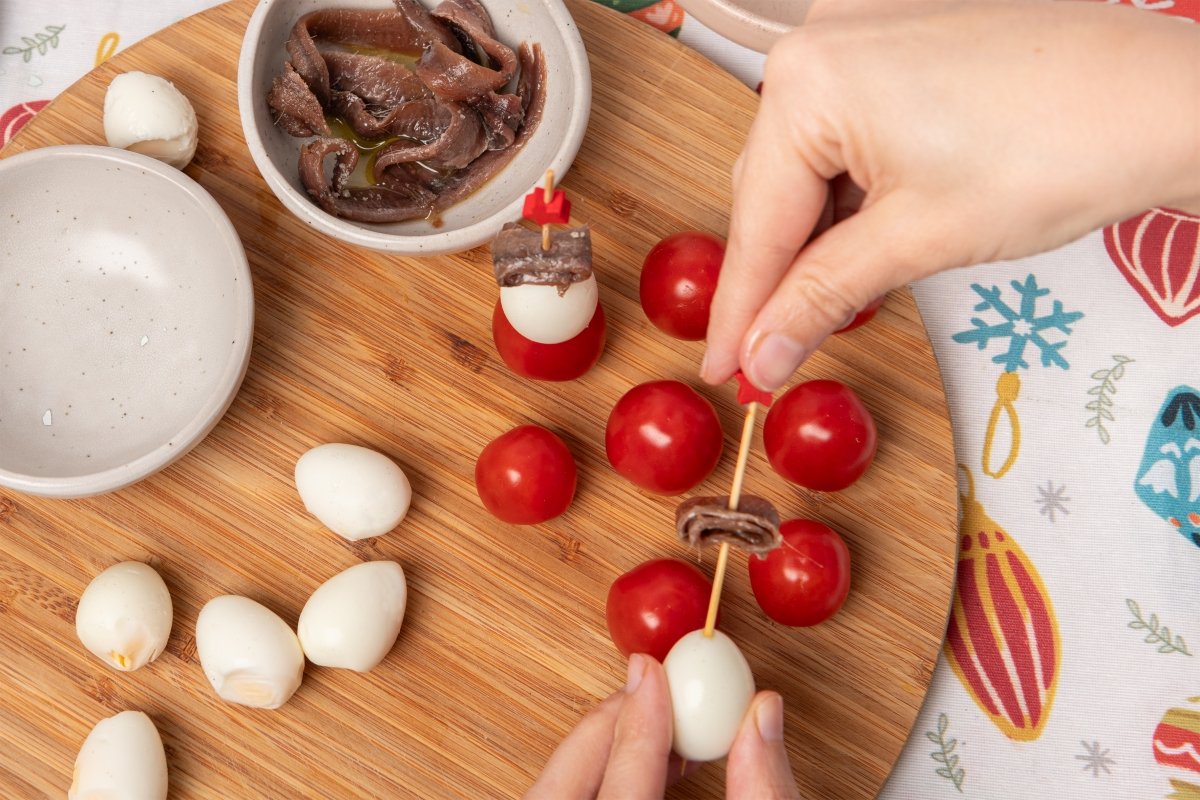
<box><xmin>295</xmin><ymin>443</ymin><xmax>412</xmax><ymax>541</ymax></box>
<box><xmin>69</xmin><ymin>710</ymin><xmax>168</xmax><ymax>800</ymax></box>
<box><xmin>75</xmin><ymin>562</ymin><xmax>173</xmax><ymax>673</ymax></box>
<box><xmin>195</xmin><ymin>595</ymin><xmax>304</xmax><ymax>710</ymax></box>
<box><xmin>500</xmin><ymin>274</ymin><xmax>598</xmax><ymax>344</ymax></box>
<box><xmin>103</xmin><ymin>72</ymin><xmax>198</xmax><ymax>169</ymax></box>
<box><xmin>663</xmin><ymin>629</ymin><xmax>756</xmax><ymax>762</ymax></box>
<box><xmin>298</xmin><ymin>561</ymin><xmax>407</xmax><ymax>671</ymax></box>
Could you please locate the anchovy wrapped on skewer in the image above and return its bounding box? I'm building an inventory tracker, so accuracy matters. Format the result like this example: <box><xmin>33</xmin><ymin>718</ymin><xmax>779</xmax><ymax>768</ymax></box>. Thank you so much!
<box><xmin>675</xmin><ymin>495</ymin><xmax>782</xmax><ymax>556</ymax></box>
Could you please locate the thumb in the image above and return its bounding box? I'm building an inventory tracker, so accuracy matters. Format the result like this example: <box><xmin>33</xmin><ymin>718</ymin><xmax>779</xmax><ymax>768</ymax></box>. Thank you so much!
<box><xmin>740</xmin><ymin>194</ymin><xmax>950</xmax><ymax>391</ymax></box>
<box><xmin>725</xmin><ymin>692</ymin><xmax>800</xmax><ymax>800</ymax></box>
<box><xmin>596</xmin><ymin>654</ymin><xmax>673</xmax><ymax>800</ymax></box>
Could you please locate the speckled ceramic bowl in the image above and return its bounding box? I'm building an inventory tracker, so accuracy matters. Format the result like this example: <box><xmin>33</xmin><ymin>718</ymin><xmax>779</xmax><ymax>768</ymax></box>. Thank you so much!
<box><xmin>237</xmin><ymin>0</ymin><xmax>591</xmax><ymax>256</ymax></box>
<box><xmin>0</xmin><ymin>145</ymin><xmax>254</xmax><ymax>499</ymax></box>
<box><xmin>677</xmin><ymin>0</ymin><xmax>809</xmax><ymax>53</ymax></box>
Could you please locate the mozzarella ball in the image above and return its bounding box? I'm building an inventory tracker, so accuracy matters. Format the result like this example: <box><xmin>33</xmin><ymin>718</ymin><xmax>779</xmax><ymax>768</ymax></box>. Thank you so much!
<box><xmin>298</xmin><ymin>561</ymin><xmax>407</xmax><ymax>671</ymax></box>
<box><xmin>195</xmin><ymin>595</ymin><xmax>304</xmax><ymax>710</ymax></box>
<box><xmin>103</xmin><ymin>71</ymin><xmax>198</xmax><ymax>169</ymax></box>
<box><xmin>663</xmin><ymin>629</ymin><xmax>756</xmax><ymax>762</ymax></box>
<box><xmin>69</xmin><ymin>710</ymin><xmax>168</xmax><ymax>800</ymax></box>
<box><xmin>75</xmin><ymin>562</ymin><xmax>173</xmax><ymax>673</ymax></box>
<box><xmin>499</xmin><ymin>274</ymin><xmax>598</xmax><ymax>344</ymax></box>
<box><xmin>295</xmin><ymin>443</ymin><xmax>412</xmax><ymax>541</ymax></box>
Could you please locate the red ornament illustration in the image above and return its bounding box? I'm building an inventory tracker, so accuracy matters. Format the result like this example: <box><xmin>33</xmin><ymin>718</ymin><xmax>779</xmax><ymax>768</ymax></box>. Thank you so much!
<box><xmin>0</xmin><ymin>100</ymin><xmax>49</xmax><ymax>147</ymax></box>
<box><xmin>1104</xmin><ymin>207</ymin><xmax>1200</xmax><ymax>327</ymax></box>
<box><xmin>627</xmin><ymin>1</ymin><xmax>686</xmax><ymax>34</ymax></box>
<box><xmin>1101</xmin><ymin>0</ymin><xmax>1200</xmax><ymax>23</ymax></box>
<box><xmin>944</xmin><ymin>469</ymin><xmax>1061</xmax><ymax>741</ymax></box>
<box><xmin>1155</xmin><ymin>697</ymin><xmax>1200</xmax><ymax>773</ymax></box>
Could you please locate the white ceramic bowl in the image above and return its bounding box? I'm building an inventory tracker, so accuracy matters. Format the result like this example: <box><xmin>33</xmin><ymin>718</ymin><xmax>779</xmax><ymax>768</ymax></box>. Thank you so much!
<box><xmin>0</xmin><ymin>145</ymin><xmax>254</xmax><ymax>499</ymax></box>
<box><xmin>237</xmin><ymin>0</ymin><xmax>592</xmax><ymax>255</ymax></box>
<box><xmin>677</xmin><ymin>0</ymin><xmax>809</xmax><ymax>54</ymax></box>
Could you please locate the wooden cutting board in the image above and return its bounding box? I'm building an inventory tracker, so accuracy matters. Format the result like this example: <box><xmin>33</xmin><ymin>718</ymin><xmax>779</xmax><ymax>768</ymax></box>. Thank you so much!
<box><xmin>0</xmin><ymin>1</ymin><xmax>957</xmax><ymax>797</ymax></box>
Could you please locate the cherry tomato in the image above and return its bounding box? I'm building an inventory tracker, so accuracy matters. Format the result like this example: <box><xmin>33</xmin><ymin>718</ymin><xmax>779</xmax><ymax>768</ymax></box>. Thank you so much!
<box><xmin>763</xmin><ymin>379</ymin><xmax>877</xmax><ymax>491</ymax></box>
<box><xmin>605</xmin><ymin>380</ymin><xmax>723</xmax><ymax>495</ymax></box>
<box><xmin>475</xmin><ymin>425</ymin><xmax>576</xmax><ymax>524</ymax></box>
<box><xmin>606</xmin><ymin>559</ymin><xmax>713</xmax><ymax>662</ymax></box>
<box><xmin>492</xmin><ymin>300</ymin><xmax>606</xmax><ymax>381</ymax></box>
<box><xmin>639</xmin><ymin>231</ymin><xmax>725</xmax><ymax>340</ymax></box>
<box><xmin>749</xmin><ymin>519</ymin><xmax>851</xmax><ymax>627</ymax></box>
<box><xmin>833</xmin><ymin>296</ymin><xmax>886</xmax><ymax>334</ymax></box>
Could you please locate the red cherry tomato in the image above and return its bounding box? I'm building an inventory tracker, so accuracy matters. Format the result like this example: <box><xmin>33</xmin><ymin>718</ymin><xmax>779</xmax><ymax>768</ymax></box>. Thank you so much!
<box><xmin>748</xmin><ymin>519</ymin><xmax>851</xmax><ymax>627</ymax></box>
<box><xmin>605</xmin><ymin>380</ymin><xmax>723</xmax><ymax>495</ymax></box>
<box><xmin>833</xmin><ymin>296</ymin><xmax>886</xmax><ymax>334</ymax></box>
<box><xmin>606</xmin><ymin>559</ymin><xmax>713</xmax><ymax>662</ymax></box>
<box><xmin>492</xmin><ymin>300</ymin><xmax>606</xmax><ymax>381</ymax></box>
<box><xmin>475</xmin><ymin>425</ymin><xmax>576</xmax><ymax>524</ymax></box>
<box><xmin>763</xmin><ymin>379</ymin><xmax>877</xmax><ymax>491</ymax></box>
<box><xmin>639</xmin><ymin>231</ymin><xmax>725</xmax><ymax>340</ymax></box>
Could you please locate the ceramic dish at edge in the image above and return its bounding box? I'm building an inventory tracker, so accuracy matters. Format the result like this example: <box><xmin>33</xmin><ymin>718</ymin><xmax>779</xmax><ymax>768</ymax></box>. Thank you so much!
<box><xmin>0</xmin><ymin>145</ymin><xmax>254</xmax><ymax>499</ymax></box>
<box><xmin>677</xmin><ymin>0</ymin><xmax>810</xmax><ymax>53</ymax></box>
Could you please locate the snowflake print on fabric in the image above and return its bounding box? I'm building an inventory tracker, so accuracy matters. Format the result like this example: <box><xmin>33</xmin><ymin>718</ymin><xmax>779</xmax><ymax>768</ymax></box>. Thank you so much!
<box><xmin>1154</xmin><ymin>696</ymin><xmax>1200</xmax><ymax>799</ymax></box>
<box><xmin>1076</xmin><ymin>740</ymin><xmax>1116</xmax><ymax>777</ymax></box>
<box><xmin>1034</xmin><ymin>481</ymin><xmax>1070</xmax><ymax>522</ymax></box>
<box><xmin>1135</xmin><ymin>387</ymin><xmax>1200</xmax><ymax>546</ymax></box>
<box><xmin>953</xmin><ymin>275</ymin><xmax>1083</xmax><ymax>371</ymax></box>
<box><xmin>952</xmin><ymin>275</ymin><xmax>1084</xmax><ymax>478</ymax></box>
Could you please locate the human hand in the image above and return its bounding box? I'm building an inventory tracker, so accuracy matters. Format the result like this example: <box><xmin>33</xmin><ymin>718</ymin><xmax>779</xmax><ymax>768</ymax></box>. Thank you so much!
<box><xmin>525</xmin><ymin>654</ymin><xmax>678</xmax><ymax>800</ymax></box>
<box><xmin>527</xmin><ymin>654</ymin><xmax>800</xmax><ymax>799</ymax></box>
<box><xmin>702</xmin><ymin>0</ymin><xmax>1200</xmax><ymax>390</ymax></box>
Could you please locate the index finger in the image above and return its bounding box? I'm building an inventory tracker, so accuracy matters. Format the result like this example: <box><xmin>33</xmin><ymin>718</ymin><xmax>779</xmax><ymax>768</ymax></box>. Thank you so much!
<box><xmin>702</xmin><ymin>78</ymin><xmax>832</xmax><ymax>386</ymax></box>
<box><xmin>596</xmin><ymin>655</ymin><xmax>673</xmax><ymax>800</ymax></box>
<box><xmin>525</xmin><ymin>692</ymin><xmax>625</xmax><ymax>800</ymax></box>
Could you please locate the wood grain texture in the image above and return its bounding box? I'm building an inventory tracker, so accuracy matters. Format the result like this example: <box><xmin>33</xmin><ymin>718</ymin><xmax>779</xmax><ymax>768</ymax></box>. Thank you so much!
<box><xmin>0</xmin><ymin>1</ymin><xmax>957</xmax><ymax>797</ymax></box>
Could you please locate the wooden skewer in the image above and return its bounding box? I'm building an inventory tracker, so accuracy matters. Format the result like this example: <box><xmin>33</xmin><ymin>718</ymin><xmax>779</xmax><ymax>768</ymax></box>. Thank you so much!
<box><xmin>702</xmin><ymin>401</ymin><xmax>759</xmax><ymax>638</ymax></box>
<box><xmin>540</xmin><ymin>169</ymin><xmax>554</xmax><ymax>252</ymax></box>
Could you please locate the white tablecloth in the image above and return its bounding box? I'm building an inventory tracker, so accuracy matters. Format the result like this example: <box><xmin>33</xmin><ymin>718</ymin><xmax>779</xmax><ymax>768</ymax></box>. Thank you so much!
<box><xmin>3</xmin><ymin>2</ymin><xmax>1198</xmax><ymax>797</ymax></box>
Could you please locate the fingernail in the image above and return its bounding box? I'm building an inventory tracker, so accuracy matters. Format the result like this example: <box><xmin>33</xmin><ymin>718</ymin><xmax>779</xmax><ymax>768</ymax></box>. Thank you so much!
<box><xmin>625</xmin><ymin>654</ymin><xmax>647</xmax><ymax>694</ymax></box>
<box><xmin>699</xmin><ymin>351</ymin><xmax>711</xmax><ymax>382</ymax></box>
<box><xmin>748</xmin><ymin>333</ymin><xmax>806</xmax><ymax>390</ymax></box>
<box><xmin>756</xmin><ymin>693</ymin><xmax>784</xmax><ymax>742</ymax></box>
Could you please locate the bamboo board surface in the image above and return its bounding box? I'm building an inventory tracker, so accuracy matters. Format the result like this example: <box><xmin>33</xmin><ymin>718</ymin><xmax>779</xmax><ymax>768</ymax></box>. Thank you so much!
<box><xmin>0</xmin><ymin>1</ymin><xmax>958</xmax><ymax>797</ymax></box>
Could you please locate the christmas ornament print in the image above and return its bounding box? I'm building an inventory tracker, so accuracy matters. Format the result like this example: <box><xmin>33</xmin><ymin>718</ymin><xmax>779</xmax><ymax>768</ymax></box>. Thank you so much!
<box><xmin>1135</xmin><ymin>387</ymin><xmax>1200</xmax><ymax>545</ymax></box>
<box><xmin>1100</xmin><ymin>0</ymin><xmax>1200</xmax><ymax>23</ymax></box>
<box><xmin>1154</xmin><ymin>696</ymin><xmax>1200</xmax><ymax>800</ymax></box>
<box><xmin>951</xmin><ymin>274</ymin><xmax>1083</xmax><ymax>478</ymax></box>
<box><xmin>945</xmin><ymin>469</ymin><xmax>1061</xmax><ymax>742</ymax></box>
<box><xmin>0</xmin><ymin>100</ymin><xmax>49</xmax><ymax>147</ymax></box>
<box><xmin>596</xmin><ymin>0</ymin><xmax>685</xmax><ymax>35</ymax></box>
<box><xmin>1105</xmin><ymin>208</ymin><xmax>1200</xmax><ymax>328</ymax></box>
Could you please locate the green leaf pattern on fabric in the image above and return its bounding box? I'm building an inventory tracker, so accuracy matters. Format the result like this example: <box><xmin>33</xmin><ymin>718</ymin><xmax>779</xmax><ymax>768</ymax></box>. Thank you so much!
<box><xmin>3</xmin><ymin>25</ymin><xmax>66</xmax><ymax>63</ymax></box>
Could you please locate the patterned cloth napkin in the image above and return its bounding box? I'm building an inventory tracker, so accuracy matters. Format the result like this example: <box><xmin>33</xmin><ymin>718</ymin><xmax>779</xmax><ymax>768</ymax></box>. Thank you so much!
<box><xmin>2</xmin><ymin>2</ymin><xmax>1197</xmax><ymax>798</ymax></box>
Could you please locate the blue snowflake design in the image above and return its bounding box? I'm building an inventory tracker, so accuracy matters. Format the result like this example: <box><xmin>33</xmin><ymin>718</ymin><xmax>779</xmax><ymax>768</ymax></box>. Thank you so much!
<box><xmin>952</xmin><ymin>274</ymin><xmax>1084</xmax><ymax>372</ymax></box>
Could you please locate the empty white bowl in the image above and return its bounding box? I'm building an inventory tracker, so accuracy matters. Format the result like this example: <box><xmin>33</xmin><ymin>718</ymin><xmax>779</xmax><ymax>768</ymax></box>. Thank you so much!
<box><xmin>236</xmin><ymin>0</ymin><xmax>592</xmax><ymax>255</ymax></box>
<box><xmin>0</xmin><ymin>145</ymin><xmax>254</xmax><ymax>499</ymax></box>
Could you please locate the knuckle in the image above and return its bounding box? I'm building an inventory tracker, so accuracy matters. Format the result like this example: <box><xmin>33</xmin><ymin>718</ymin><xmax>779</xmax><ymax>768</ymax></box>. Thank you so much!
<box><xmin>787</xmin><ymin>269</ymin><xmax>859</xmax><ymax>333</ymax></box>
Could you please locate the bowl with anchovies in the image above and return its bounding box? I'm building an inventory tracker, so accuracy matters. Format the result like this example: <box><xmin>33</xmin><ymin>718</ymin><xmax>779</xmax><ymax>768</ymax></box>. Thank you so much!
<box><xmin>237</xmin><ymin>0</ymin><xmax>591</xmax><ymax>255</ymax></box>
